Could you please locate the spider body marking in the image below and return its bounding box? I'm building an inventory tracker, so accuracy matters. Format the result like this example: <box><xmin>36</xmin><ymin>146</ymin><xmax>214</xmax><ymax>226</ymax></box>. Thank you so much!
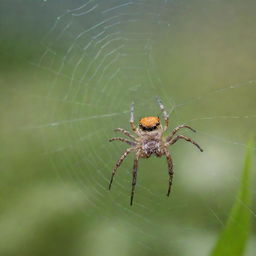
<box><xmin>138</xmin><ymin>130</ymin><xmax>163</xmax><ymax>158</ymax></box>
<box><xmin>109</xmin><ymin>97</ymin><xmax>203</xmax><ymax>205</ymax></box>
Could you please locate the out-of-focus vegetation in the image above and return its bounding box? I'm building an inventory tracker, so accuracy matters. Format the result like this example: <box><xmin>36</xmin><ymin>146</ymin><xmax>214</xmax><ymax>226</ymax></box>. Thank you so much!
<box><xmin>0</xmin><ymin>1</ymin><xmax>255</xmax><ymax>256</ymax></box>
<box><xmin>211</xmin><ymin>140</ymin><xmax>253</xmax><ymax>256</ymax></box>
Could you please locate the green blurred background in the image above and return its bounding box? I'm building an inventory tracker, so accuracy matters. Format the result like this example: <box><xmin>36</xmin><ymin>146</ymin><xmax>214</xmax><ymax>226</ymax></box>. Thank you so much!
<box><xmin>0</xmin><ymin>0</ymin><xmax>255</xmax><ymax>255</ymax></box>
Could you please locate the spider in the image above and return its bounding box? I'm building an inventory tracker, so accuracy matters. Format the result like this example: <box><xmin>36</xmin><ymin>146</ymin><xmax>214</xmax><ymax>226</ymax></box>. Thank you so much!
<box><xmin>109</xmin><ymin>97</ymin><xmax>203</xmax><ymax>205</ymax></box>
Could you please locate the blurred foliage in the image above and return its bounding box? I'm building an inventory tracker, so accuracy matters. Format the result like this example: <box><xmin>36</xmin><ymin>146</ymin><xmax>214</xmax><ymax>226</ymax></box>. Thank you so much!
<box><xmin>0</xmin><ymin>0</ymin><xmax>256</xmax><ymax>256</ymax></box>
<box><xmin>211</xmin><ymin>139</ymin><xmax>253</xmax><ymax>256</ymax></box>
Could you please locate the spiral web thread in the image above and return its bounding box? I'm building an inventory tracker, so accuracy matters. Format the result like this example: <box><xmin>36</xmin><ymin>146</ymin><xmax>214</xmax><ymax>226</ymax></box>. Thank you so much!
<box><xmin>28</xmin><ymin>0</ymin><xmax>256</xmax><ymax>253</ymax></box>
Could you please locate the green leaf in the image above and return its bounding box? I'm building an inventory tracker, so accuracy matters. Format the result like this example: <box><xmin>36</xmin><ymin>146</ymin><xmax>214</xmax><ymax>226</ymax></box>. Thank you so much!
<box><xmin>210</xmin><ymin>139</ymin><xmax>254</xmax><ymax>256</ymax></box>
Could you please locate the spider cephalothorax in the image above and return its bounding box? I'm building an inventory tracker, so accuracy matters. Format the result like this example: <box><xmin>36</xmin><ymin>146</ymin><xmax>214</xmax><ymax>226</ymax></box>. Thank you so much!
<box><xmin>109</xmin><ymin>97</ymin><xmax>203</xmax><ymax>205</ymax></box>
<box><xmin>139</xmin><ymin>116</ymin><xmax>160</xmax><ymax>131</ymax></box>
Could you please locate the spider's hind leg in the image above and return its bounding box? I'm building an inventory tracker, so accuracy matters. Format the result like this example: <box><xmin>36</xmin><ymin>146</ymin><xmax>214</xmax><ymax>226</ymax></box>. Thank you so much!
<box><xmin>109</xmin><ymin>148</ymin><xmax>133</xmax><ymax>190</ymax></box>
<box><xmin>130</xmin><ymin>155</ymin><xmax>140</xmax><ymax>205</ymax></box>
<box><xmin>164</xmin><ymin>149</ymin><xmax>174</xmax><ymax>196</ymax></box>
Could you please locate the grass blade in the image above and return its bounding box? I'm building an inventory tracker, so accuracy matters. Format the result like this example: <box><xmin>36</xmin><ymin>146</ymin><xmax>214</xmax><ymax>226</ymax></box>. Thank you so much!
<box><xmin>210</xmin><ymin>139</ymin><xmax>254</xmax><ymax>256</ymax></box>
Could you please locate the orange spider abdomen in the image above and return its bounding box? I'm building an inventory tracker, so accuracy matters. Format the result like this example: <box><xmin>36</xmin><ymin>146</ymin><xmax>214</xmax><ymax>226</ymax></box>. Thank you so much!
<box><xmin>139</xmin><ymin>116</ymin><xmax>160</xmax><ymax>128</ymax></box>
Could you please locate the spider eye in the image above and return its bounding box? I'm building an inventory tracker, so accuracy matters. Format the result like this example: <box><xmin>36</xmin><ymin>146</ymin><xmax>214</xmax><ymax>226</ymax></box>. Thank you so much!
<box><xmin>139</xmin><ymin>122</ymin><xmax>160</xmax><ymax>131</ymax></box>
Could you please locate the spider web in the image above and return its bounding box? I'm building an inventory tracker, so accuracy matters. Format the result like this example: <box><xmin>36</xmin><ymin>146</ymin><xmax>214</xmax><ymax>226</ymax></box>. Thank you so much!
<box><xmin>27</xmin><ymin>0</ymin><xmax>256</xmax><ymax>254</ymax></box>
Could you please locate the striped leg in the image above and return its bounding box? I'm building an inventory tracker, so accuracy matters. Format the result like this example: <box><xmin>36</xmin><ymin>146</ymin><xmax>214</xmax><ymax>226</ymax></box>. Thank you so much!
<box><xmin>165</xmin><ymin>149</ymin><xmax>174</xmax><ymax>196</ymax></box>
<box><xmin>109</xmin><ymin>137</ymin><xmax>136</xmax><ymax>146</ymax></box>
<box><xmin>109</xmin><ymin>148</ymin><xmax>133</xmax><ymax>190</ymax></box>
<box><xmin>130</xmin><ymin>102</ymin><xmax>137</xmax><ymax>131</ymax></box>
<box><xmin>156</xmin><ymin>96</ymin><xmax>169</xmax><ymax>131</ymax></box>
<box><xmin>168</xmin><ymin>135</ymin><xmax>203</xmax><ymax>152</ymax></box>
<box><xmin>114</xmin><ymin>128</ymin><xmax>136</xmax><ymax>140</ymax></box>
<box><xmin>130</xmin><ymin>154</ymin><xmax>139</xmax><ymax>205</ymax></box>
<box><xmin>166</xmin><ymin>125</ymin><xmax>196</xmax><ymax>142</ymax></box>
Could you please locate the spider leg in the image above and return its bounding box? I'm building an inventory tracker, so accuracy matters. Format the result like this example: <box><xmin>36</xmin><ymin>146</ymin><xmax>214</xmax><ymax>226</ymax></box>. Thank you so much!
<box><xmin>109</xmin><ymin>137</ymin><xmax>136</xmax><ymax>146</ymax></box>
<box><xmin>166</xmin><ymin>125</ymin><xmax>196</xmax><ymax>142</ymax></box>
<box><xmin>130</xmin><ymin>154</ymin><xmax>140</xmax><ymax>205</ymax></box>
<box><xmin>168</xmin><ymin>135</ymin><xmax>203</xmax><ymax>152</ymax></box>
<box><xmin>109</xmin><ymin>148</ymin><xmax>133</xmax><ymax>190</ymax></box>
<box><xmin>156</xmin><ymin>96</ymin><xmax>169</xmax><ymax>131</ymax></box>
<box><xmin>114</xmin><ymin>128</ymin><xmax>136</xmax><ymax>140</ymax></box>
<box><xmin>163</xmin><ymin>149</ymin><xmax>174</xmax><ymax>196</ymax></box>
<box><xmin>130</xmin><ymin>102</ymin><xmax>137</xmax><ymax>131</ymax></box>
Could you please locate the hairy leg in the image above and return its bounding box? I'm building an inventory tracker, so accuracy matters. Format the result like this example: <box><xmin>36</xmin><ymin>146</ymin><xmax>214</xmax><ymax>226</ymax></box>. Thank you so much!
<box><xmin>114</xmin><ymin>128</ymin><xmax>136</xmax><ymax>140</ymax></box>
<box><xmin>109</xmin><ymin>148</ymin><xmax>133</xmax><ymax>190</ymax></box>
<box><xmin>130</xmin><ymin>154</ymin><xmax>139</xmax><ymax>205</ymax></box>
<box><xmin>166</xmin><ymin>125</ymin><xmax>196</xmax><ymax>142</ymax></box>
<box><xmin>168</xmin><ymin>135</ymin><xmax>203</xmax><ymax>152</ymax></box>
<box><xmin>156</xmin><ymin>96</ymin><xmax>169</xmax><ymax>131</ymax></box>
<box><xmin>130</xmin><ymin>102</ymin><xmax>137</xmax><ymax>131</ymax></box>
<box><xmin>109</xmin><ymin>137</ymin><xmax>136</xmax><ymax>146</ymax></box>
<box><xmin>164</xmin><ymin>149</ymin><xmax>174</xmax><ymax>196</ymax></box>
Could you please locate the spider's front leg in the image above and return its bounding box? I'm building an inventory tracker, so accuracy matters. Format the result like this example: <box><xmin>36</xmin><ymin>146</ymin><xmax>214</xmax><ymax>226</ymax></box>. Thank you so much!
<box><xmin>130</xmin><ymin>102</ymin><xmax>137</xmax><ymax>132</ymax></box>
<box><xmin>156</xmin><ymin>96</ymin><xmax>169</xmax><ymax>131</ymax></box>
<box><xmin>168</xmin><ymin>135</ymin><xmax>203</xmax><ymax>152</ymax></box>
<box><xmin>164</xmin><ymin>149</ymin><xmax>174</xmax><ymax>196</ymax></box>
